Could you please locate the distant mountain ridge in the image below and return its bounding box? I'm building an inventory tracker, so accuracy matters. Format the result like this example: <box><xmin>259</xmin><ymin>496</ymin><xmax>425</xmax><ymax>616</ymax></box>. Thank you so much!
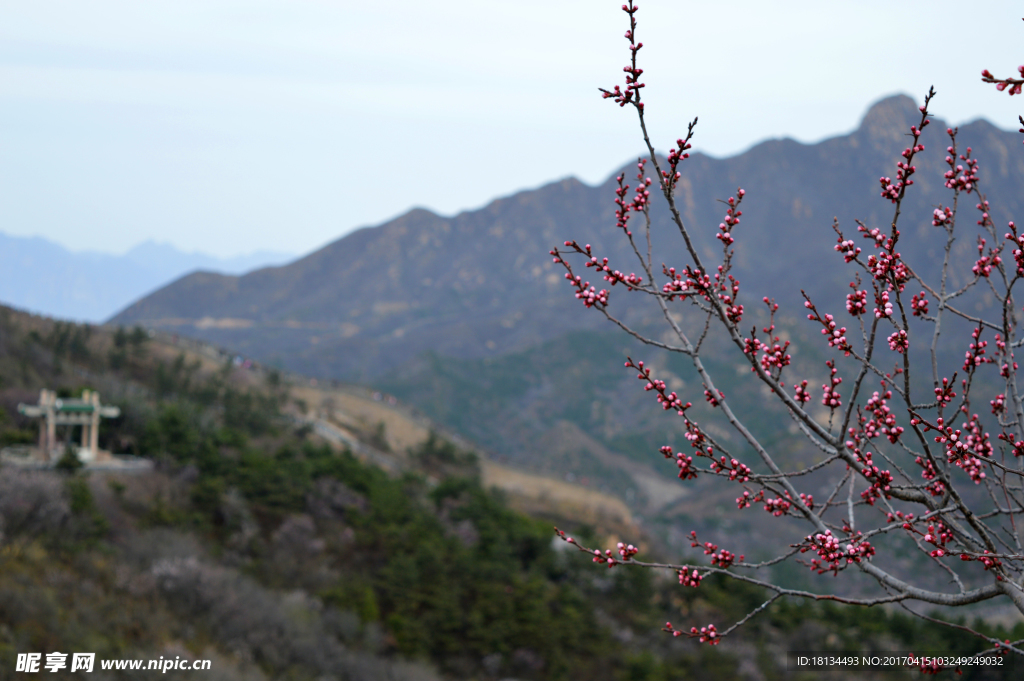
<box><xmin>0</xmin><ymin>235</ymin><xmax>294</xmax><ymax>322</ymax></box>
<box><xmin>110</xmin><ymin>95</ymin><xmax>1024</xmax><ymax>381</ymax></box>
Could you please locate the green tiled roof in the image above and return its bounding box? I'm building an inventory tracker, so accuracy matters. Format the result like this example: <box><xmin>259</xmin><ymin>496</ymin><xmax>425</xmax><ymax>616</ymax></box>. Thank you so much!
<box><xmin>56</xmin><ymin>403</ymin><xmax>95</xmax><ymax>412</ymax></box>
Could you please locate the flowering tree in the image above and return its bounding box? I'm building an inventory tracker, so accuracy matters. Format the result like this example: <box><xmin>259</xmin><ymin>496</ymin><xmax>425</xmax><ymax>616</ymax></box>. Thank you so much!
<box><xmin>551</xmin><ymin>1</ymin><xmax>1024</xmax><ymax>662</ymax></box>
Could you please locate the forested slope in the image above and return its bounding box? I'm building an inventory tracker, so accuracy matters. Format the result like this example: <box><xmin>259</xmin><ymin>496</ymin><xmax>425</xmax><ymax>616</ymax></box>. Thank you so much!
<box><xmin>0</xmin><ymin>306</ymin><xmax>1018</xmax><ymax>680</ymax></box>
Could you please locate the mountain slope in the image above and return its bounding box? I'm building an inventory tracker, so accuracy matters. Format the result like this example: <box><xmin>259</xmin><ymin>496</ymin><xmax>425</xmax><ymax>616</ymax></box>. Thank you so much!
<box><xmin>110</xmin><ymin>95</ymin><xmax>1024</xmax><ymax>381</ymax></box>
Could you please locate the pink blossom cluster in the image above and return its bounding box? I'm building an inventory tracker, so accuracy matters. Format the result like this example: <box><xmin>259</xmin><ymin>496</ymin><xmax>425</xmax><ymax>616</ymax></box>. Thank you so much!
<box><xmin>559</xmin><ymin>231</ymin><xmax>648</xmax><ymax>292</ymax></box>
<box><xmin>568</xmin><ymin>277</ymin><xmax>608</xmax><ymax>308</ymax></box>
<box><xmin>838</xmin><ymin>433</ymin><xmax>892</xmax><ymax>503</ymax></box>
<box><xmin>867</xmin><ymin>252</ymin><xmax>909</xmax><ymax>289</ymax></box>
<box><xmin>878</xmin><ymin>123</ymin><xmax>927</xmax><ymax>203</ymax></box>
<box><xmin>591</xmin><ymin>549</ymin><xmax>618</xmax><ymax>568</ymax></box>
<box><xmin>663</xmin><ymin>132</ymin><xmax>693</xmax><ymax>189</ymax></box>
<box><xmin>708</xmin><ymin>455</ymin><xmax>751</xmax><ymax>483</ymax></box>
<box><xmin>689</xmin><ymin>624</ymin><xmax>719</xmax><ymax>644</ymax></box>
<box><xmin>844</xmin><ymin>427</ymin><xmax>871</xmax><ymax>465</ymax></box>
<box><xmin>932</xmin><ymin>205</ymin><xmax>953</xmax><ymax>227</ymax></box>
<box><xmin>599</xmin><ymin>2</ymin><xmax>644</xmax><ymax>108</ymax></box>
<box><xmin>804</xmin><ymin>298</ymin><xmax>852</xmax><ymax>355</ymax></box>
<box><xmin>802</xmin><ymin>530</ymin><xmax>876</xmax><ymax>575</ymax></box>
<box><xmin>958</xmin><ymin>453</ymin><xmax>988</xmax><ymax>484</ymax></box>
<box><xmin>972</xmin><ymin>237</ymin><xmax>1002</xmax><ymax>277</ymax></box>
<box><xmin>703</xmin><ymin>386</ymin><xmax>724</xmax><ymax>408</ymax></box>
<box><xmin>735</xmin><ymin>489</ymin><xmax>762</xmax><ymax>509</ymax></box>
<box><xmin>743</xmin><ymin>335</ymin><xmax>763</xmax><ymax>358</ymax></box>
<box><xmin>1005</xmin><ymin>221</ymin><xmax>1024</xmax><ymax>276</ymax></box>
<box><xmin>739</xmin><ymin>303</ymin><xmax>794</xmax><ymax>379</ymax></box>
<box><xmin>888</xmin><ymin>330</ymin><xmax>909</xmax><ymax>354</ymax></box>
<box><xmin>805</xmin><ymin>530</ymin><xmax>840</xmax><ymax>567</ymax></box>
<box><xmin>763</xmin><ymin>494</ymin><xmax>792</xmax><ymax>517</ymax></box>
<box><xmin>886</xmin><ymin>509</ymin><xmax>915</xmax><ymax>524</ymax></box>
<box><xmin>921</xmin><ymin>521</ymin><xmax>954</xmax><ymax>558</ymax></box>
<box><xmin>981</xmin><ymin>66</ymin><xmax>1024</xmax><ymax>95</ymax></box>
<box><xmin>715</xmin><ymin>191</ymin><xmax>744</xmax><ymax>248</ymax></box>
<box><xmin>874</xmin><ymin>290</ymin><xmax>894</xmax><ymax>319</ymax></box>
<box><xmin>590</xmin><ymin>541</ymin><xmax>639</xmax><ymax>568</ymax></box>
<box><xmin>721</xmin><ymin>275</ymin><xmax>743</xmax><ymax>323</ymax></box>
<box><xmin>994</xmin><ymin>333</ymin><xmax>1007</xmax><ymax>357</ymax></box>
<box><xmin>682</xmin><ymin>419</ymin><xmax>710</xmax><ymax>452</ymax></box>
<box><xmin>626</xmin><ymin>358</ymin><xmax>691</xmax><ymax>415</ymax></box>
<box><xmin>859</xmin><ymin>225</ymin><xmax>888</xmax><ymax>248</ymax></box>
<box><xmin>629</xmin><ymin>161</ymin><xmax>651</xmax><ymax>212</ymax></box>
<box><xmin>961</xmin><ymin>412</ymin><xmax>992</xmax><ymax>451</ymax></box>
<box><xmin>933</xmin><ymin>377</ymin><xmax>957</xmax><ymax>408</ymax></box>
<box><xmin>863</xmin><ymin>390</ymin><xmax>904</xmax><ymax>443</ymax></box>
<box><xmin>659</xmin><ymin>445</ymin><xmax>697</xmax><ymax>480</ymax></box>
<box><xmin>677</xmin><ymin>568</ymin><xmax>702</xmax><ymax>588</ymax></box>
<box><xmin>660</xmin><ymin>265</ymin><xmax>711</xmax><ymax>301</ymax></box>
<box><xmin>859</xmin><ymin>465</ymin><xmax>893</xmax><ymax>505</ymax></box>
<box><xmin>846</xmin><ymin>285</ymin><xmax>868</xmax><ymax>316</ymax></box>
<box><xmin>689</xmin><ymin>531</ymin><xmax>742</xmax><ymax>569</ymax></box>
<box><xmin>910</xmin><ymin>291</ymin><xmax>929</xmax><ymax>317</ymax></box>
<box><xmin>551</xmin><ymin>242</ymin><xmax>614</xmax><ymax>308</ymax></box>
<box><xmin>663</xmin><ymin>622</ymin><xmax>720</xmax><ymax>645</ymax></box>
<box><xmin>759</xmin><ymin>339</ymin><xmax>791</xmax><ymax>373</ymax></box>
<box><xmin>822</xmin><ymin>360</ymin><xmax>843</xmax><ymax>409</ymax></box>
<box><xmin>612</xmin><ymin>172</ymin><xmax>634</xmax><ymax>234</ymax></box>
<box><xmin>996</xmin><ymin>431</ymin><xmax>1024</xmax><ymax>458</ymax></box>
<box><xmin>976</xmin><ymin>198</ymin><xmax>994</xmax><ymax>229</ymax></box>
<box><xmin>943</xmin><ymin>142</ymin><xmax>979</xmax><ymax>193</ymax></box>
<box><xmin>915</xmin><ymin>455</ymin><xmax>947</xmax><ymax>497</ymax></box>
<box><xmin>819</xmin><ymin>313</ymin><xmax>847</xmax><ymax>350</ymax></box>
<box><xmin>853</xmin><ymin>223</ymin><xmax>910</xmax><ymax>290</ymax></box>
<box><xmin>911</xmin><ymin>414</ymin><xmax>992</xmax><ymax>482</ymax></box>
<box><xmin>793</xmin><ymin>379</ymin><xmax>811</xmax><ymax>405</ymax></box>
<box><xmin>963</xmin><ymin>327</ymin><xmax>993</xmax><ymax>373</ymax></box>
<box><xmin>919</xmin><ymin>416</ymin><xmax>971</xmax><ymax>461</ymax></box>
<box><xmin>583</xmin><ymin>252</ymin><xmax>644</xmax><ymax>290</ymax></box>
<box><xmin>834</xmin><ymin>237</ymin><xmax>861</xmax><ymax>262</ymax></box>
<box><xmin>962</xmin><ymin>550</ymin><xmax>1004</xmax><ymax>575</ymax></box>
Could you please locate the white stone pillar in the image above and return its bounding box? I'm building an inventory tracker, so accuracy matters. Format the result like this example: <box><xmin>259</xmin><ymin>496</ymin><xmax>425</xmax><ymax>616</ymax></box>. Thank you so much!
<box><xmin>44</xmin><ymin>390</ymin><xmax>56</xmax><ymax>461</ymax></box>
<box><xmin>90</xmin><ymin>392</ymin><xmax>100</xmax><ymax>453</ymax></box>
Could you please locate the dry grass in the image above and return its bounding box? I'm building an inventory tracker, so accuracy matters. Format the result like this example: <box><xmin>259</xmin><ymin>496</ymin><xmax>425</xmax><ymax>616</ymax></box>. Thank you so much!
<box><xmin>480</xmin><ymin>460</ymin><xmax>635</xmax><ymax>535</ymax></box>
<box><xmin>290</xmin><ymin>383</ymin><xmax>640</xmax><ymax>535</ymax></box>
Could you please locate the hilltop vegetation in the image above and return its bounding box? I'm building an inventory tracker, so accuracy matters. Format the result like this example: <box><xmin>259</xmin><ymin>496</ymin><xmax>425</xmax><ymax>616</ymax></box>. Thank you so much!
<box><xmin>0</xmin><ymin>306</ymin><xmax>1019</xmax><ymax>680</ymax></box>
<box><xmin>0</xmin><ymin>307</ymin><xmax>666</xmax><ymax>680</ymax></box>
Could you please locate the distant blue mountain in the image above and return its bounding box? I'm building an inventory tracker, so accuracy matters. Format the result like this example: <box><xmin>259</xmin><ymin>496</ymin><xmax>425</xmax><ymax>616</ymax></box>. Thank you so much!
<box><xmin>0</xmin><ymin>233</ymin><xmax>295</xmax><ymax>323</ymax></box>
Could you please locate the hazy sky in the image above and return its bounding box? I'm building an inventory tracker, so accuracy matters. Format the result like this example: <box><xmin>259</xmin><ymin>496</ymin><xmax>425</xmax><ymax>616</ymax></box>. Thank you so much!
<box><xmin>2</xmin><ymin>1</ymin><xmax>1023</xmax><ymax>259</ymax></box>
